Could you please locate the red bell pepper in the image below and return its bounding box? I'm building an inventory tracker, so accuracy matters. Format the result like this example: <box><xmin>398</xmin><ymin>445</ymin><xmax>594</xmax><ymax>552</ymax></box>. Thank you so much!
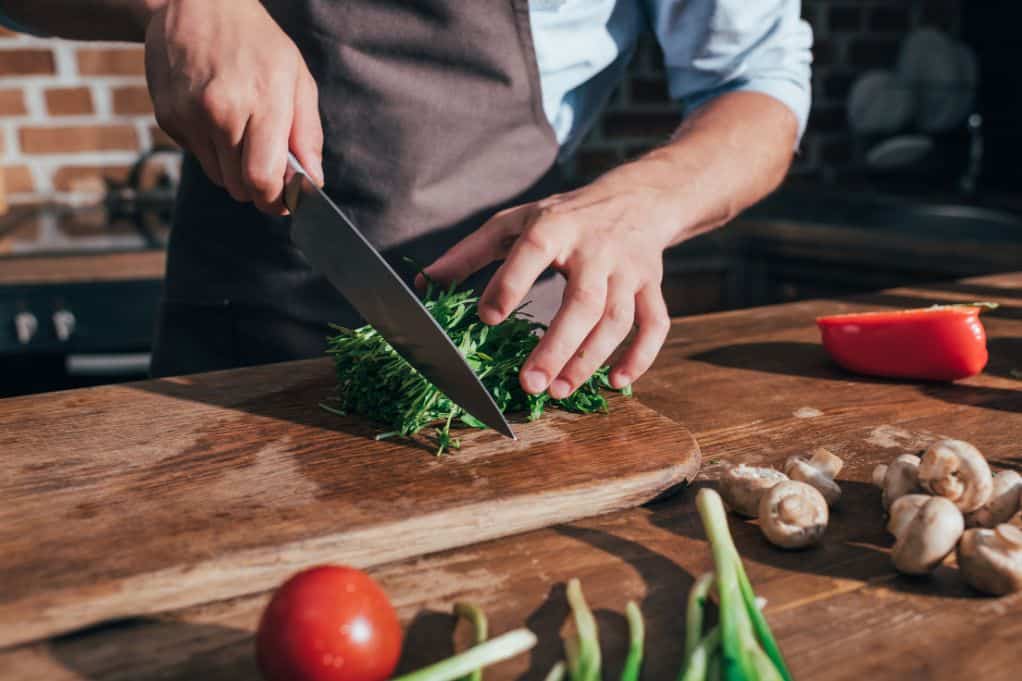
<box><xmin>816</xmin><ymin>304</ymin><xmax>995</xmax><ymax>382</ymax></box>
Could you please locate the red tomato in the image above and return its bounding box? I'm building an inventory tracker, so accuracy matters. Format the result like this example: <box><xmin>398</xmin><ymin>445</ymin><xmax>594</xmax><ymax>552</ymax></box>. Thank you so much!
<box><xmin>816</xmin><ymin>305</ymin><xmax>989</xmax><ymax>381</ymax></box>
<box><xmin>256</xmin><ymin>565</ymin><xmax>403</xmax><ymax>681</ymax></box>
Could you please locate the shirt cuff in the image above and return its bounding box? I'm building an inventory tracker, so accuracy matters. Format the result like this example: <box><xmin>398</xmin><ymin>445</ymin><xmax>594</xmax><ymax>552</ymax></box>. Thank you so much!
<box><xmin>682</xmin><ymin>78</ymin><xmax>812</xmax><ymax>147</ymax></box>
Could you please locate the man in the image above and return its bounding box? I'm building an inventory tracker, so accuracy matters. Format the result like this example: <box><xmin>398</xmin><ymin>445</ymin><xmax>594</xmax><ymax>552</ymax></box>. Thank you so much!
<box><xmin>3</xmin><ymin>1</ymin><xmax>810</xmax><ymax>400</ymax></box>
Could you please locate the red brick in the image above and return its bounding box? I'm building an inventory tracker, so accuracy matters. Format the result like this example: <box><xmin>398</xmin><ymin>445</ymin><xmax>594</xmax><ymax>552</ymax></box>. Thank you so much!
<box><xmin>869</xmin><ymin>6</ymin><xmax>910</xmax><ymax>32</ymax></box>
<box><xmin>828</xmin><ymin>5</ymin><xmax>862</xmax><ymax>31</ymax></box>
<box><xmin>0</xmin><ymin>48</ymin><xmax>55</xmax><ymax>76</ymax></box>
<box><xmin>52</xmin><ymin>165</ymin><xmax>133</xmax><ymax>192</ymax></box>
<box><xmin>112</xmin><ymin>85</ymin><xmax>153</xmax><ymax>115</ymax></box>
<box><xmin>0</xmin><ymin>89</ymin><xmax>27</xmax><ymax>116</ymax></box>
<box><xmin>819</xmin><ymin>136</ymin><xmax>852</xmax><ymax>164</ymax></box>
<box><xmin>149</xmin><ymin>125</ymin><xmax>179</xmax><ymax>149</ymax></box>
<box><xmin>848</xmin><ymin>38</ymin><xmax>900</xmax><ymax>69</ymax></box>
<box><xmin>602</xmin><ymin>112</ymin><xmax>680</xmax><ymax>139</ymax></box>
<box><xmin>0</xmin><ymin>25</ymin><xmax>19</xmax><ymax>38</ymax></box>
<box><xmin>45</xmin><ymin>87</ymin><xmax>94</xmax><ymax>116</ymax></box>
<box><xmin>2</xmin><ymin>165</ymin><xmax>34</xmax><ymax>194</ymax></box>
<box><xmin>630</xmin><ymin>77</ymin><xmax>671</xmax><ymax>104</ymax></box>
<box><xmin>76</xmin><ymin>47</ymin><xmax>145</xmax><ymax>76</ymax></box>
<box><xmin>807</xmin><ymin>105</ymin><xmax>847</xmax><ymax>134</ymax></box>
<box><xmin>19</xmin><ymin>125</ymin><xmax>139</xmax><ymax>154</ymax></box>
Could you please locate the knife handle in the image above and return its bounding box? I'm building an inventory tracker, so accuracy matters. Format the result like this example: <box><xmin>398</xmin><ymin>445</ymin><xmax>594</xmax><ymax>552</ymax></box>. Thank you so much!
<box><xmin>284</xmin><ymin>152</ymin><xmax>307</xmax><ymax>213</ymax></box>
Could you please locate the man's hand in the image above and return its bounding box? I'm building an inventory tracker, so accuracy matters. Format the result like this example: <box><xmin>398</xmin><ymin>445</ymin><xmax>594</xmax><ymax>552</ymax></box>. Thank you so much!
<box><xmin>421</xmin><ymin>91</ymin><xmax>799</xmax><ymax>398</ymax></box>
<box><xmin>145</xmin><ymin>0</ymin><xmax>323</xmax><ymax>214</ymax></box>
<box><xmin>420</xmin><ymin>160</ymin><xmax>677</xmax><ymax>400</ymax></box>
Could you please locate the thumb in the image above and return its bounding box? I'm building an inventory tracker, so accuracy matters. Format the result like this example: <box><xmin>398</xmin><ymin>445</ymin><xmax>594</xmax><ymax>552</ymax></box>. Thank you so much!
<box><xmin>417</xmin><ymin>206</ymin><xmax>529</xmax><ymax>291</ymax></box>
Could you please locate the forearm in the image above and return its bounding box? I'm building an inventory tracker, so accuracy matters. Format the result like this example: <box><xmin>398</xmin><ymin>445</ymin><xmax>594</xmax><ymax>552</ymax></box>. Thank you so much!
<box><xmin>2</xmin><ymin>0</ymin><xmax>165</xmax><ymax>41</ymax></box>
<box><xmin>630</xmin><ymin>91</ymin><xmax>800</xmax><ymax>248</ymax></box>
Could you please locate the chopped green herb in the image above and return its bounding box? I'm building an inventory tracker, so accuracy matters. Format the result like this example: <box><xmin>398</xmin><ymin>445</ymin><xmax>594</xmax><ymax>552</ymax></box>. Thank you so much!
<box><xmin>325</xmin><ymin>281</ymin><xmax>629</xmax><ymax>454</ymax></box>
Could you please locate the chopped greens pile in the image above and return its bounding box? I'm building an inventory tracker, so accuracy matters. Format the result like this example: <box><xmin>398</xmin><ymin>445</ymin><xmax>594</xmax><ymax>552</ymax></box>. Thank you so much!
<box><xmin>324</xmin><ymin>281</ymin><xmax>629</xmax><ymax>453</ymax></box>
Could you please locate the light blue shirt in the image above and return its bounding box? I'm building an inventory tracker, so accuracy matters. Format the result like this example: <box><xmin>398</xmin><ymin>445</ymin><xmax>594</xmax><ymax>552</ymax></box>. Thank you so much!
<box><xmin>1</xmin><ymin>0</ymin><xmax>812</xmax><ymax>153</ymax></box>
<box><xmin>531</xmin><ymin>0</ymin><xmax>812</xmax><ymax>155</ymax></box>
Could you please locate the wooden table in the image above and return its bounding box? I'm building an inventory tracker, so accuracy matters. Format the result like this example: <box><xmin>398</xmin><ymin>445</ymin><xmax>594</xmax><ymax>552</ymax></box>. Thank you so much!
<box><xmin>3</xmin><ymin>272</ymin><xmax>1020</xmax><ymax>681</ymax></box>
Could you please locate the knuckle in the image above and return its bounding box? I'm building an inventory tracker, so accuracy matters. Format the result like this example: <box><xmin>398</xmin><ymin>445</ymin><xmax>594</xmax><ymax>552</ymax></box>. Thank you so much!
<box><xmin>520</xmin><ymin>226</ymin><xmax>555</xmax><ymax>255</ymax></box>
<box><xmin>244</xmin><ymin>165</ymin><xmax>278</xmax><ymax>195</ymax></box>
<box><xmin>568</xmin><ymin>285</ymin><xmax>605</xmax><ymax>315</ymax></box>
<box><xmin>604</xmin><ymin>301</ymin><xmax>633</xmax><ymax>328</ymax></box>
<box><xmin>198</xmin><ymin>87</ymin><xmax>241</xmax><ymax>130</ymax></box>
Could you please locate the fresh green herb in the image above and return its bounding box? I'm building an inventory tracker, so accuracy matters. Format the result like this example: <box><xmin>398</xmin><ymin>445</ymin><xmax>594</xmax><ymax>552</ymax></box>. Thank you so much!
<box><xmin>325</xmin><ymin>281</ymin><xmax>629</xmax><ymax>454</ymax></box>
<box><xmin>454</xmin><ymin>602</ymin><xmax>489</xmax><ymax>681</ymax></box>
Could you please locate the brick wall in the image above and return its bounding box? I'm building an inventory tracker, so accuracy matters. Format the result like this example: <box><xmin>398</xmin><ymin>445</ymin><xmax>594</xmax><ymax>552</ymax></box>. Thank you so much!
<box><xmin>568</xmin><ymin>0</ymin><xmax>963</xmax><ymax>184</ymax></box>
<box><xmin>1</xmin><ymin>1</ymin><xmax>961</xmax><ymax>209</ymax></box>
<box><xmin>0</xmin><ymin>26</ymin><xmax>164</xmax><ymax>208</ymax></box>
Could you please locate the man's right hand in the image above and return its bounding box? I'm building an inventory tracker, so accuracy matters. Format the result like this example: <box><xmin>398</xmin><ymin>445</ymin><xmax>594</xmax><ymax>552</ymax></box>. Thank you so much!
<box><xmin>145</xmin><ymin>0</ymin><xmax>324</xmax><ymax>214</ymax></box>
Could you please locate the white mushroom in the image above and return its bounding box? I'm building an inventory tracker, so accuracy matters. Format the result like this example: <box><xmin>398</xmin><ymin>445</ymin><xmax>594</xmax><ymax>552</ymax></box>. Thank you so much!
<box><xmin>719</xmin><ymin>464</ymin><xmax>788</xmax><ymax>517</ymax></box>
<box><xmin>758</xmin><ymin>480</ymin><xmax>828</xmax><ymax>549</ymax></box>
<box><xmin>785</xmin><ymin>447</ymin><xmax>844</xmax><ymax>507</ymax></box>
<box><xmin>918</xmin><ymin>439</ymin><xmax>993</xmax><ymax>513</ymax></box>
<box><xmin>965</xmin><ymin>470</ymin><xmax>1022</xmax><ymax>528</ymax></box>
<box><xmin>957</xmin><ymin>524</ymin><xmax>1022</xmax><ymax>596</ymax></box>
<box><xmin>873</xmin><ymin>454</ymin><xmax>922</xmax><ymax>510</ymax></box>
<box><xmin>889</xmin><ymin>496</ymin><xmax>963</xmax><ymax>575</ymax></box>
<box><xmin>886</xmin><ymin>494</ymin><xmax>930</xmax><ymax>539</ymax></box>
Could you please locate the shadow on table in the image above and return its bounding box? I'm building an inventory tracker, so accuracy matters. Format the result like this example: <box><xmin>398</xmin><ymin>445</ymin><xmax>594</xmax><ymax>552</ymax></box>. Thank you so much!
<box><xmin>48</xmin><ymin>617</ymin><xmax>258</xmax><ymax>681</ymax></box>
<box><xmin>537</xmin><ymin>525</ymin><xmax>695</xmax><ymax>681</ymax></box>
<box><xmin>691</xmin><ymin>337</ymin><xmax>1020</xmax><ymax>414</ymax></box>
<box><xmin>646</xmin><ymin>481</ymin><xmax>978</xmax><ymax>601</ymax></box>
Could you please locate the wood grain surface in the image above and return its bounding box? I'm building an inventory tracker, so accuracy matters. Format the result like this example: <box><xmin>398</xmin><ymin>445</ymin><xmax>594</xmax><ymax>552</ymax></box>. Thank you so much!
<box><xmin>0</xmin><ymin>366</ymin><xmax>699</xmax><ymax>649</ymax></box>
<box><xmin>2</xmin><ymin>272</ymin><xmax>1019</xmax><ymax>680</ymax></box>
<box><xmin>0</xmin><ymin>250</ymin><xmax>165</xmax><ymax>285</ymax></box>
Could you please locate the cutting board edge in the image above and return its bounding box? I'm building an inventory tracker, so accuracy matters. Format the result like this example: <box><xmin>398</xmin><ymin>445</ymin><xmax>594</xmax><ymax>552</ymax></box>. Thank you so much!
<box><xmin>0</xmin><ymin>438</ymin><xmax>699</xmax><ymax>651</ymax></box>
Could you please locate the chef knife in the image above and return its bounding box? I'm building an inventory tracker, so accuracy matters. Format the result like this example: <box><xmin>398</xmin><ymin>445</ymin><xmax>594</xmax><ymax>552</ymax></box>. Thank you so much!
<box><xmin>284</xmin><ymin>154</ymin><xmax>516</xmax><ymax>439</ymax></box>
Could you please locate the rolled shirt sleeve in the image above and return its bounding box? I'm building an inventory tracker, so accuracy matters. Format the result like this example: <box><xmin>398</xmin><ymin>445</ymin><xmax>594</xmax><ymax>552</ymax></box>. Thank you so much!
<box><xmin>645</xmin><ymin>0</ymin><xmax>813</xmax><ymax>140</ymax></box>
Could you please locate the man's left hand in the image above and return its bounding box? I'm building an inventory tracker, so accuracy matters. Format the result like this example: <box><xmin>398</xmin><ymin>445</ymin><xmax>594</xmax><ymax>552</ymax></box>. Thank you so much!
<box><xmin>419</xmin><ymin>159</ymin><xmax>679</xmax><ymax>400</ymax></box>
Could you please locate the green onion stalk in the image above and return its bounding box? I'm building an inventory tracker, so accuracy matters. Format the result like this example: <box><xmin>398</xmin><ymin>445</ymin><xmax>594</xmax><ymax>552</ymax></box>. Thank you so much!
<box><xmin>391</xmin><ymin>629</ymin><xmax>537</xmax><ymax>681</ymax></box>
<box><xmin>694</xmin><ymin>488</ymin><xmax>792</xmax><ymax>681</ymax></box>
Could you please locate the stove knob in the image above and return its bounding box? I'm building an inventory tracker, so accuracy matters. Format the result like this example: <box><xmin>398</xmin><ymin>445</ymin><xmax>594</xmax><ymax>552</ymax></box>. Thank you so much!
<box><xmin>53</xmin><ymin>308</ymin><xmax>76</xmax><ymax>342</ymax></box>
<box><xmin>14</xmin><ymin>311</ymin><xmax>38</xmax><ymax>345</ymax></box>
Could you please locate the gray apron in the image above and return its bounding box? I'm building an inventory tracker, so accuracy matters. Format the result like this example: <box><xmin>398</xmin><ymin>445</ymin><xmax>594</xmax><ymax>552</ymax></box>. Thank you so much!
<box><xmin>150</xmin><ymin>0</ymin><xmax>565</xmax><ymax>377</ymax></box>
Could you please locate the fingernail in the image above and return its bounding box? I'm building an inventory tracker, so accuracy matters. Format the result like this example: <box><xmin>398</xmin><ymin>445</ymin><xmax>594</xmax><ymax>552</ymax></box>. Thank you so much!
<box><xmin>522</xmin><ymin>369</ymin><xmax>548</xmax><ymax>394</ymax></box>
<box><xmin>311</xmin><ymin>156</ymin><xmax>325</xmax><ymax>186</ymax></box>
<box><xmin>414</xmin><ymin>273</ymin><xmax>426</xmax><ymax>290</ymax></box>
<box><xmin>550</xmin><ymin>378</ymin><xmax>572</xmax><ymax>399</ymax></box>
<box><xmin>612</xmin><ymin>371</ymin><xmax>631</xmax><ymax>389</ymax></box>
<box><xmin>479</xmin><ymin>304</ymin><xmax>503</xmax><ymax>326</ymax></box>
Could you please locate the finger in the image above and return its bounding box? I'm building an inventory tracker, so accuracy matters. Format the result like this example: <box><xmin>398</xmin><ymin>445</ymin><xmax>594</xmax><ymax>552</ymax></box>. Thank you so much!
<box><xmin>289</xmin><ymin>70</ymin><xmax>324</xmax><ymax>187</ymax></box>
<box><xmin>520</xmin><ymin>270</ymin><xmax>607</xmax><ymax>396</ymax></box>
<box><xmin>551</xmin><ymin>277</ymin><xmax>636</xmax><ymax>397</ymax></box>
<box><xmin>479</xmin><ymin>214</ymin><xmax>564</xmax><ymax>325</ymax></box>
<box><xmin>612</xmin><ymin>284</ymin><xmax>670</xmax><ymax>388</ymax></box>
<box><xmin>213</xmin><ymin>124</ymin><xmax>251</xmax><ymax>203</ymax></box>
<box><xmin>240</xmin><ymin>97</ymin><xmax>292</xmax><ymax>214</ymax></box>
<box><xmin>417</xmin><ymin>205</ymin><xmax>531</xmax><ymax>291</ymax></box>
<box><xmin>187</xmin><ymin>132</ymin><xmax>226</xmax><ymax>190</ymax></box>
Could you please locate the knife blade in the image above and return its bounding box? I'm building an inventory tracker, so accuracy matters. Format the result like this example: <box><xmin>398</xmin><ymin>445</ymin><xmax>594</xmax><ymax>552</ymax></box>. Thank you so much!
<box><xmin>284</xmin><ymin>154</ymin><xmax>516</xmax><ymax>440</ymax></box>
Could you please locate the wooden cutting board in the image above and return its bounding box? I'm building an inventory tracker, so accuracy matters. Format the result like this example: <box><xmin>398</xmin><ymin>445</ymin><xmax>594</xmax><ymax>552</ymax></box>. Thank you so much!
<box><xmin>0</xmin><ymin>358</ymin><xmax>699</xmax><ymax>649</ymax></box>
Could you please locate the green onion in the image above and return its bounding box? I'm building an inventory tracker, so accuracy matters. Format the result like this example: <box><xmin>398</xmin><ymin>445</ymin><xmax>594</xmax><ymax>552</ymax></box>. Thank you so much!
<box><xmin>544</xmin><ymin>662</ymin><xmax>567</xmax><ymax>681</ymax></box>
<box><xmin>685</xmin><ymin>572</ymin><xmax>714</xmax><ymax>663</ymax></box>
<box><xmin>679</xmin><ymin>628</ymin><xmax>720</xmax><ymax>681</ymax></box>
<box><xmin>325</xmin><ymin>282</ymin><xmax>627</xmax><ymax>454</ymax></box>
<box><xmin>564</xmin><ymin>578</ymin><xmax>601</xmax><ymax>681</ymax></box>
<box><xmin>391</xmin><ymin>629</ymin><xmax>536</xmax><ymax>681</ymax></box>
<box><xmin>619</xmin><ymin>601</ymin><xmax>644</xmax><ymax>681</ymax></box>
<box><xmin>453</xmin><ymin>602</ymin><xmax>489</xmax><ymax>681</ymax></box>
<box><xmin>695</xmin><ymin>488</ymin><xmax>792</xmax><ymax>681</ymax></box>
